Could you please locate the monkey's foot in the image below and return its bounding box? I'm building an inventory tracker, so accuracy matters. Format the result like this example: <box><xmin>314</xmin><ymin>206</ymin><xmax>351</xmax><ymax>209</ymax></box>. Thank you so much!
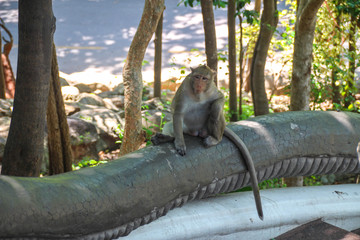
<box><xmin>151</xmin><ymin>133</ymin><xmax>174</xmax><ymax>145</ymax></box>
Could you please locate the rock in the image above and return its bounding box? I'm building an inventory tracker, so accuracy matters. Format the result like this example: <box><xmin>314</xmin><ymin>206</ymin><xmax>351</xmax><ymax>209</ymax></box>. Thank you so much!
<box><xmin>60</xmin><ymin>77</ymin><xmax>70</xmax><ymax>86</ymax></box>
<box><xmin>142</xmin><ymin>97</ymin><xmax>170</xmax><ymax>111</ymax></box>
<box><xmin>142</xmin><ymin>109</ymin><xmax>172</xmax><ymax>133</ymax></box>
<box><xmin>88</xmin><ymin>83</ymin><xmax>110</xmax><ymax>92</ymax></box>
<box><xmin>97</xmin><ymin>91</ymin><xmax>117</xmax><ymax>99</ymax></box>
<box><xmin>103</xmin><ymin>98</ymin><xmax>119</xmax><ymax>111</ymax></box>
<box><xmin>142</xmin><ymin>86</ymin><xmax>154</xmax><ymax>101</ymax></box>
<box><xmin>75</xmin><ymin>83</ymin><xmax>93</xmax><ymax>93</ymax></box>
<box><xmin>113</xmin><ymin>83</ymin><xmax>125</xmax><ymax>95</ymax></box>
<box><xmin>161</xmin><ymin>77</ymin><xmax>179</xmax><ymax>91</ymax></box>
<box><xmin>72</xmin><ymin>108</ymin><xmax>123</xmax><ymax>151</ymax></box>
<box><xmin>0</xmin><ymin>99</ymin><xmax>13</xmax><ymax>117</ymax></box>
<box><xmin>62</xmin><ymin>86</ymin><xmax>80</xmax><ymax>100</ymax></box>
<box><xmin>65</xmin><ymin>102</ymin><xmax>99</xmax><ymax>112</ymax></box>
<box><xmin>108</xmin><ymin>95</ymin><xmax>125</xmax><ymax>109</ymax></box>
<box><xmin>0</xmin><ymin>137</ymin><xmax>7</xmax><ymax>162</ymax></box>
<box><xmin>64</xmin><ymin>103</ymin><xmax>81</xmax><ymax>116</ymax></box>
<box><xmin>67</xmin><ymin>117</ymin><xmax>99</xmax><ymax>161</ymax></box>
<box><xmin>77</xmin><ymin>93</ymin><xmax>106</xmax><ymax>107</ymax></box>
<box><xmin>0</xmin><ymin>116</ymin><xmax>11</xmax><ymax>161</ymax></box>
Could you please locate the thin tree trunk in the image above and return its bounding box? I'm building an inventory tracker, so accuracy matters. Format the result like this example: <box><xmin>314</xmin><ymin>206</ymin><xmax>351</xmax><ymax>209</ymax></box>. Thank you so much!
<box><xmin>2</xmin><ymin>0</ymin><xmax>55</xmax><ymax>176</ymax></box>
<box><xmin>228</xmin><ymin>0</ymin><xmax>237</xmax><ymax>121</ymax></box>
<box><xmin>243</xmin><ymin>0</ymin><xmax>261</xmax><ymax>93</ymax></box>
<box><xmin>331</xmin><ymin>13</ymin><xmax>341</xmax><ymax>106</ymax></box>
<box><xmin>47</xmin><ymin>43</ymin><xmax>73</xmax><ymax>175</ymax></box>
<box><xmin>238</xmin><ymin>15</ymin><xmax>244</xmax><ymax>119</ymax></box>
<box><xmin>120</xmin><ymin>0</ymin><xmax>165</xmax><ymax>156</ymax></box>
<box><xmin>250</xmin><ymin>0</ymin><xmax>278</xmax><ymax>116</ymax></box>
<box><xmin>344</xmin><ymin>14</ymin><xmax>356</xmax><ymax>108</ymax></box>
<box><xmin>286</xmin><ymin>0</ymin><xmax>324</xmax><ymax>187</ymax></box>
<box><xmin>201</xmin><ymin>0</ymin><xmax>218</xmax><ymax>84</ymax></box>
<box><xmin>290</xmin><ymin>0</ymin><xmax>324</xmax><ymax>111</ymax></box>
<box><xmin>154</xmin><ymin>12</ymin><xmax>163</xmax><ymax>99</ymax></box>
<box><xmin>0</xmin><ymin>30</ymin><xmax>5</xmax><ymax>99</ymax></box>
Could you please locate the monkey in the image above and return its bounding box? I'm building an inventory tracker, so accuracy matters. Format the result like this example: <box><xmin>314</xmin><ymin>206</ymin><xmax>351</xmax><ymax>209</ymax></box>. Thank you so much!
<box><xmin>151</xmin><ymin>65</ymin><xmax>263</xmax><ymax>220</ymax></box>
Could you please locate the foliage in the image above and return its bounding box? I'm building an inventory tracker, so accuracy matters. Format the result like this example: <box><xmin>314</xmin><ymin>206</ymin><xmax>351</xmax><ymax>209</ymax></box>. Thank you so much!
<box><xmin>260</xmin><ymin>178</ymin><xmax>287</xmax><ymax>189</ymax></box>
<box><xmin>221</xmin><ymin>87</ymin><xmax>255</xmax><ymax>121</ymax></box>
<box><xmin>142</xmin><ymin>104</ymin><xmax>168</xmax><ymax>145</ymax></box>
<box><xmin>304</xmin><ymin>175</ymin><xmax>322</xmax><ymax>186</ymax></box>
<box><xmin>178</xmin><ymin>0</ymin><xmax>227</xmax><ymax>8</ymax></box>
<box><xmin>236</xmin><ymin>175</ymin><xmax>322</xmax><ymax>193</ymax></box>
<box><xmin>235</xmin><ymin>0</ymin><xmax>259</xmax><ymax>25</ymax></box>
<box><xmin>311</xmin><ymin>0</ymin><xmax>360</xmax><ymax>111</ymax></box>
<box><xmin>115</xmin><ymin>125</ymin><xmax>124</xmax><ymax>144</ymax></box>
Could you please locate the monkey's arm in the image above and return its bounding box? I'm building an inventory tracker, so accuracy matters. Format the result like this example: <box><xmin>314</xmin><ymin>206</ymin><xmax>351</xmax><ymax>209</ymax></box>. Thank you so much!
<box><xmin>173</xmin><ymin>112</ymin><xmax>186</xmax><ymax>156</ymax></box>
<box><xmin>224</xmin><ymin>127</ymin><xmax>263</xmax><ymax>220</ymax></box>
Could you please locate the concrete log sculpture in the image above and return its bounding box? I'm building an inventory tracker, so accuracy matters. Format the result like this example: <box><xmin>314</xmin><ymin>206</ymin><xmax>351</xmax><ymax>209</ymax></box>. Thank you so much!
<box><xmin>0</xmin><ymin>111</ymin><xmax>359</xmax><ymax>239</ymax></box>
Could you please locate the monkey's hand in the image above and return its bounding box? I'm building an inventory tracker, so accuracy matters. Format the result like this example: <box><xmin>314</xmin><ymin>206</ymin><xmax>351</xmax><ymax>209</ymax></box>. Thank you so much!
<box><xmin>174</xmin><ymin>139</ymin><xmax>186</xmax><ymax>156</ymax></box>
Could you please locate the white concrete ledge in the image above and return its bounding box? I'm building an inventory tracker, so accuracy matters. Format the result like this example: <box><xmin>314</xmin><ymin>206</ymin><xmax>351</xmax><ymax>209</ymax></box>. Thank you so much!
<box><xmin>122</xmin><ymin>184</ymin><xmax>360</xmax><ymax>240</ymax></box>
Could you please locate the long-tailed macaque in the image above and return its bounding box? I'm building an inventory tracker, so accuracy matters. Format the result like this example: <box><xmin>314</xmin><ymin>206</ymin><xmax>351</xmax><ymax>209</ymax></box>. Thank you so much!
<box><xmin>151</xmin><ymin>65</ymin><xmax>263</xmax><ymax>220</ymax></box>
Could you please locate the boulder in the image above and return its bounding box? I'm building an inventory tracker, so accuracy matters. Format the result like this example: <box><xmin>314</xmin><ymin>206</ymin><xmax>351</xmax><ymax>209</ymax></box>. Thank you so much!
<box><xmin>72</xmin><ymin>108</ymin><xmax>123</xmax><ymax>151</ymax></box>
<box><xmin>0</xmin><ymin>99</ymin><xmax>13</xmax><ymax>117</ymax></box>
<box><xmin>62</xmin><ymin>86</ymin><xmax>80</xmax><ymax>100</ymax></box>
<box><xmin>107</xmin><ymin>95</ymin><xmax>125</xmax><ymax>109</ymax></box>
<box><xmin>67</xmin><ymin>117</ymin><xmax>99</xmax><ymax>161</ymax></box>
<box><xmin>77</xmin><ymin>93</ymin><xmax>106</xmax><ymax>107</ymax></box>
<box><xmin>74</xmin><ymin>83</ymin><xmax>93</xmax><ymax>93</ymax></box>
<box><xmin>113</xmin><ymin>83</ymin><xmax>125</xmax><ymax>95</ymax></box>
<box><xmin>87</xmin><ymin>83</ymin><xmax>110</xmax><ymax>92</ymax></box>
<box><xmin>64</xmin><ymin>103</ymin><xmax>81</xmax><ymax>116</ymax></box>
<box><xmin>0</xmin><ymin>116</ymin><xmax>11</xmax><ymax>161</ymax></box>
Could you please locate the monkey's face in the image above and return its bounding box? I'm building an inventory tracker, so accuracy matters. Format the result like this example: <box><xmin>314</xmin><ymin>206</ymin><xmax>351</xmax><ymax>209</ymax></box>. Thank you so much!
<box><xmin>190</xmin><ymin>65</ymin><xmax>215</xmax><ymax>94</ymax></box>
<box><xmin>192</xmin><ymin>74</ymin><xmax>210</xmax><ymax>94</ymax></box>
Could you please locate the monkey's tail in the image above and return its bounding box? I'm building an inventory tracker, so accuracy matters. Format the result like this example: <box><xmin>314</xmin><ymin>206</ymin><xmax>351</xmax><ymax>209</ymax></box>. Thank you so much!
<box><xmin>224</xmin><ymin>127</ymin><xmax>264</xmax><ymax>220</ymax></box>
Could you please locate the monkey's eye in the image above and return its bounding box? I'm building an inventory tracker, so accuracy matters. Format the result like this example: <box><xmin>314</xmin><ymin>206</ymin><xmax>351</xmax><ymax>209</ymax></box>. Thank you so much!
<box><xmin>195</xmin><ymin>75</ymin><xmax>201</xmax><ymax>79</ymax></box>
<box><xmin>203</xmin><ymin>77</ymin><xmax>208</xmax><ymax>81</ymax></box>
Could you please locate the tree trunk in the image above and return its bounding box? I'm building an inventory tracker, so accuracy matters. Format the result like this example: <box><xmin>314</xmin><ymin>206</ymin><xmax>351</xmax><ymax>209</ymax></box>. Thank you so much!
<box><xmin>243</xmin><ymin>0</ymin><xmax>261</xmax><ymax>93</ymax></box>
<box><xmin>154</xmin><ymin>12</ymin><xmax>163</xmax><ymax>99</ymax></box>
<box><xmin>238</xmin><ymin>15</ymin><xmax>244</xmax><ymax>119</ymax></box>
<box><xmin>290</xmin><ymin>0</ymin><xmax>324</xmax><ymax>111</ymax></box>
<box><xmin>120</xmin><ymin>0</ymin><xmax>165</xmax><ymax>156</ymax></box>
<box><xmin>331</xmin><ymin>13</ymin><xmax>341</xmax><ymax>106</ymax></box>
<box><xmin>286</xmin><ymin>0</ymin><xmax>324</xmax><ymax>187</ymax></box>
<box><xmin>0</xmin><ymin>30</ymin><xmax>5</xmax><ymax>99</ymax></box>
<box><xmin>344</xmin><ymin>13</ymin><xmax>356</xmax><ymax>108</ymax></box>
<box><xmin>47</xmin><ymin>43</ymin><xmax>73</xmax><ymax>175</ymax></box>
<box><xmin>201</xmin><ymin>0</ymin><xmax>218</xmax><ymax>84</ymax></box>
<box><xmin>250</xmin><ymin>0</ymin><xmax>278</xmax><ymax>116</ymax></box>
<box><xmin>228</xmin><ymin>0</ymin><xmax>237</xmax><ymax>121</ymax></box>
<box><xmin>2</xmin><ymin>0</ymin><xmax>55</xmax><ymax>177</ymax></box>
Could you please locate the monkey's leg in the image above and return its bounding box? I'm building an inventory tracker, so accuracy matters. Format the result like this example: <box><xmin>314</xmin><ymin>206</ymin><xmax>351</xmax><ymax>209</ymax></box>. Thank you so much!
<box><xmin>204</xmin><ymin>99</ymin><xmax>226</xmax><ymax>147</ymax></box>
<box><xmin>224</xmin><ymin>127</ymin><xmax>263</xmax><ymax>220</ymax></box>
<box><xmin>173</xmin><ymin>113</ymin><xmax>187</xmax><ymax>156</ymax></box>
